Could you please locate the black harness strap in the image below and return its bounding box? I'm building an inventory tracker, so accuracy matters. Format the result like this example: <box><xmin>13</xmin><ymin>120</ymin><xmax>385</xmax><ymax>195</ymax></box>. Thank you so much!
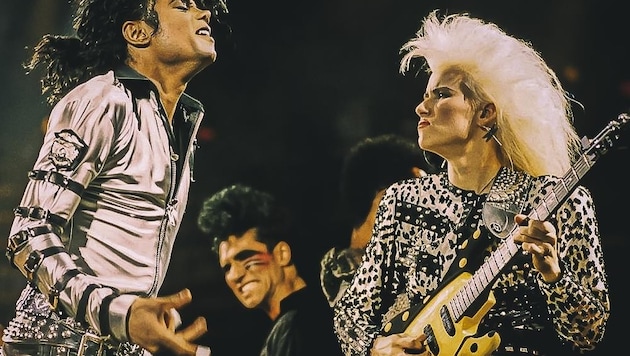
<box><xmin>14</xmin><ymin>206</ymin><xmax>68</xmax><ymax>227</ymax></box>
<box><xmin>28</xmin><ymin>170</ymin><xmax>85</xmax><ymax>196</ymax></box>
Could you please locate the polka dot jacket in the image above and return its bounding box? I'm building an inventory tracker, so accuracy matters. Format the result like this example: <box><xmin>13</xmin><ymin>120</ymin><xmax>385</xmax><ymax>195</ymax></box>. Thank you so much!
<box><xmin>332</xmin><ymin>168</ymin><xmax>610</xmax><ymax>355</ymax></box>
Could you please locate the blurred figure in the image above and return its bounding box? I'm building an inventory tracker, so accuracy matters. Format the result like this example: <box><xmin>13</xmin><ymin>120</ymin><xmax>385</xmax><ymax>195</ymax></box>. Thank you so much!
<box><xmin>197</xmin><ymin>184</ymin><xmax>343</xmax><ymax>356</ymax></box>
<box><xmin>319</xmin><ymin>134</ymin><xmax>435</xmax><ymax>307</ymax></box>
<box><xmin>333</xmin><ymin>10</ymin><xmax>610</xmax><ymax>356</ymax></box>
<box><xmin>2</xmin><ymin>0</ymin><xmax>228</xmax><ymax>355</ymax></box>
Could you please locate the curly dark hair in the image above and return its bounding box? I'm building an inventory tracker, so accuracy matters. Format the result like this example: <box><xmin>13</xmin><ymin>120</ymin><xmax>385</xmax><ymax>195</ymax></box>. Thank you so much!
<box><xmin>197</xmin><ymin>184</ymin><xmax>296</xmax><ymax>257</ymax></box>
<box><xmin>25</xmin><ymin>0</ymin><xmax>224</xmax><ymax>106</ymax></box>
<box><xmin>24</xmin><ymin>0</ymin><xmax>157</xmax><ymax>106</ymax></box>
<box><xmin>340</xmin><ymin>134</ymin><xmax>435</xmax><ymax>228</ymax></box>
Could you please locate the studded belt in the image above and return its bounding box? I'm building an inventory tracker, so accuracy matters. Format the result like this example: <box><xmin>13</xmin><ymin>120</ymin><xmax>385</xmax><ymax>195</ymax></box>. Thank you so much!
<box><xmin>1</xmin><ymin>311</ymin><xmax>145</xmax><ymax>356</ymax></box>
<box><xmin>2</xmin><ymin>338</ymin><xmax>112</xmax><ymax>356</ymax></box>
<box><xmin>2</xmin><ymin>286</ymin><xmax>144</xmax><ymax>356</ymax></box>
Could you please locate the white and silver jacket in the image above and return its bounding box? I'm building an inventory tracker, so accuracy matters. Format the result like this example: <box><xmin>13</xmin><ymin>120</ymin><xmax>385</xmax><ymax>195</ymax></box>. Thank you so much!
<box><xmin>4</xmin><ymin>66</ymin><xmax>204</xmax><ymax>345</ymax></box>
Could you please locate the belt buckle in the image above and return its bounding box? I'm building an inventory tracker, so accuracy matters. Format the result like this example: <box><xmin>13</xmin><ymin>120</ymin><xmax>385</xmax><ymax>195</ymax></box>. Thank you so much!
<box><xmin>78</xmin><ymin>330</ymin><xmax>107</xmax><ymax>356</ymax></box>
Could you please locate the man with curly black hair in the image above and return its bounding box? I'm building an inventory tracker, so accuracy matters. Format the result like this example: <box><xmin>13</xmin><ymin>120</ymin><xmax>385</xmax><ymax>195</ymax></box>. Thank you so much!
<box><xmin>319</xmin><ymin>134</ymin><xmax>434</xmax><ymax>307</ymax></box>
<box><xmin>197</xmin><ymin>184</ymin><xmax>343</xmax><ymax>356</ymax></box>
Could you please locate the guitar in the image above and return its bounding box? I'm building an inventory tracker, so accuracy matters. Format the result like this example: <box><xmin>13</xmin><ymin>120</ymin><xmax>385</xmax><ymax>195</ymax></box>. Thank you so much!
<box><xmin>380</xmin><ymin>112</ymin><xmax>629</xmax><ymax>356</ymax></box>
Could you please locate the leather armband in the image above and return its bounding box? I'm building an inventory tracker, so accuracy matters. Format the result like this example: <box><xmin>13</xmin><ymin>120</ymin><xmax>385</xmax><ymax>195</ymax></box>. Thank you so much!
<box><xmin>49</xmin><ymin>269</ymin><xmax>81</xmax><ymax>310</ymax></box>
<box><xmin>77</xmin><ymin>284</ymin><xmax>102</xmax><ymax>324</ymax></box>
<box><xmin>28</xmin><ymin>169</ymin><xmax>85</xmax><ymax>196</ymax></box>
<box><xmin>99</xmin><ymin>293</ymin><xmax>118</xmax><ymax>336</ymax></box>
<box><xmin>6</xmin><ymin>225</ymin><xmax>53</xmax><ymax>266</ymax></box>
<box><xmin>23</xmin><ymin>246</ymin><xmax>66</xmax><ymax>283</ymax></box>
<box><xmin>14</xmin><ymin>206</ymin><xmax>68</xmax><ymax>227</ymax></box>
<box><xmin>23</xmin><ymin>250</ymin><xmax>44</xmax><ymax>282</ymax></box>
<box><xmin>7</xmin><ymin>226</ymin><xmax>82</xmax><ymax>311</ymax></box>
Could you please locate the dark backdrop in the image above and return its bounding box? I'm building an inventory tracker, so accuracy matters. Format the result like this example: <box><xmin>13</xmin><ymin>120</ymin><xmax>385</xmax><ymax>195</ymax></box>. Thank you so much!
<box><xmin>1</xmin><ymin>1</ymin><xmax>628</xmax><ymax>355</ymax></box>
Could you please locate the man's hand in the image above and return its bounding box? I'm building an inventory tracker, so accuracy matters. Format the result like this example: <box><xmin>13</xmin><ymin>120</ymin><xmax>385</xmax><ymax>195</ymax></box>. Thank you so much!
<box><xmin>128</xmin><ymin>288</ymin><xmax>208</xmax><ymax>355</ymax></box>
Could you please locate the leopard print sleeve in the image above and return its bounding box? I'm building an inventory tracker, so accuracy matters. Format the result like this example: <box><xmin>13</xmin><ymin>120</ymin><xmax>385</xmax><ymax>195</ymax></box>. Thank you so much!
<box><xmin>333</xmin><ymin>184</ymin><xmax>405</xmax><ymax>355</ymax></box>
<box><xmin>537</xmin><ymin>185</ymin><xmax>610</xmax><ymax>352</ymax></box>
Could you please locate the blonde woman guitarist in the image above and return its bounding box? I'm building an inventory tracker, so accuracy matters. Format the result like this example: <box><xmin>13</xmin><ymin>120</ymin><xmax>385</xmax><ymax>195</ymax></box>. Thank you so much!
<box><xmin>333</xmin><ymin>10</ymin><xmax>614</xmax><ymax>356</ymax></box>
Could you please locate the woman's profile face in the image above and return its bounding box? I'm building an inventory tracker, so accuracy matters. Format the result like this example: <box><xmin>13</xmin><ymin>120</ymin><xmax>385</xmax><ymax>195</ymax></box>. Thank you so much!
<box><xmin>414</xmin><ymin>71</ymin><xmax>476</xmax><ymax>158</ymax></box>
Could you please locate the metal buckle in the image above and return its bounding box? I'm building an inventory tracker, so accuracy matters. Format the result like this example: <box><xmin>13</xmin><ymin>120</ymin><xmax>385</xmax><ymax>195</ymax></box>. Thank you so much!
<box><xmin>78</xmin><ymin>330</ymin><xmax>108</xmax><ymax>356</ymax></box>
<box><xmin>24</xmin><ymin>250</ymin><xmax>44</xmax><ymax>281</ymax></box>
<box><xmin>7</xmin><ymin>230</ymin><xmax>27</xmax><ymax>253</ymax></box>
<box><xmin>48</xmin><ymin>287</ymin><xmax>60</xmax><ymax>310</ymax></box>
<box><xmin>11</xmin><ymin>228</ymin><xmax>35</xmax><ymax>248</ymax></box>
<box><xmin>6</xmin><ymin>229</ymin><xmax>33</xmax><ymax>264</ymax></box>
<box><xmin>30</xmin><ymin>206</ymin><xmax>50</xmax><ymax>220</ymax></box>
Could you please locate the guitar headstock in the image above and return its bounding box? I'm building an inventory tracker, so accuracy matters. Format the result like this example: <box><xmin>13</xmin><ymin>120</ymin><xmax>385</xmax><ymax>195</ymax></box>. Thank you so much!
<box><xmin>611</xmin><ymin>112</ymin><xmax>629</xmax><ymax>132</ymax></box>
<box><xmin>581</xmin><ymin>112</ymin><xmax>630</xmax><ymax>162</ymax></box>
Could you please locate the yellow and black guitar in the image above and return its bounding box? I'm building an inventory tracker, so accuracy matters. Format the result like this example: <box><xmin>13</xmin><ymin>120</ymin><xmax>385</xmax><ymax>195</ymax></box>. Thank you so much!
<box><xmin>380</xmin><ymin>113</ymin><xmax>629</xmax><ymax>356</ymax></box>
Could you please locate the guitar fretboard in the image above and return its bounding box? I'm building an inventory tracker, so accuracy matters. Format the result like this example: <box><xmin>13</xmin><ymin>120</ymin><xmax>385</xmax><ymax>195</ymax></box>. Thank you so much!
<box><xmin>447</xmin><ymin>115</ymin><xmax>627</xmax><ymax>321</ymax></box>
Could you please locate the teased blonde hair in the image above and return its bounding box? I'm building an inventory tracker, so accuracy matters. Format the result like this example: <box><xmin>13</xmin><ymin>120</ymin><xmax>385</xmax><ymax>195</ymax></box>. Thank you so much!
<box><xmin>400</xmin><ymin>10</ymin><xmax>582</xmax><ymax>177</ymax></box>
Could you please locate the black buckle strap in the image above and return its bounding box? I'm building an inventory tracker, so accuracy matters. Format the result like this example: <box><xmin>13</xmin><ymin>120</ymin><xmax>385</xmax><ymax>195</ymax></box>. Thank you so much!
<box><xmin>6</xmin><ymin>225</ymin><xmax>54</xmax><ymax>266</ymax></box>
<box><xmin>24</xmin><ymin>250</ymin><xmax>44</xmax><ymax>282</ymax></box>
<box><xmin>28</xmin><ymin>169</ymin><xmax>85</xmax><ymax>196</ymax></box>
<box><xmin>24</xmin><ymin>246</ymin><xmax>67</xmax><ymax>282</ymax></box>
<box><xmin>99</xmin><ymin>293</ymin><xmax>118</xmax><ymax>336</ymax></box>
<box><xmin>14</xmin><ymin>206</ymin><xmax>68</xmax><ymax>227</ymax></box>
<box><xmin>49</xmin><ymin>269</ymin><xmax>81</xmax><ymax>310</ymax></box>
<box><xmin>77</xmin><ymin>284</ymin><xmax>102</xmax><ymax>325</ymax></box>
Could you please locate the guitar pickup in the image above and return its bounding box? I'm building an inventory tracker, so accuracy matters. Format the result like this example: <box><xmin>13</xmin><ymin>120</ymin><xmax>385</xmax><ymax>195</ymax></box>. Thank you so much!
<box><xmin>424</xmin><ymin>324</ymin><xmax>439</xmax><ymax>354</ymax></box>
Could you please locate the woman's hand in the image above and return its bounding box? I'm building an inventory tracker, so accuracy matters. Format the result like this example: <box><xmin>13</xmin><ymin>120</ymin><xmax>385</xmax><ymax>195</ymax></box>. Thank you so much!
<box><xmin>371</xmin><ymin>333</ymin><xmax>431</xmax><ymax>355</ymax></box>
<box><xmin>514</xmin><ymin>214</ymin><xmax>562</xmax><ymax>283</ymax></box>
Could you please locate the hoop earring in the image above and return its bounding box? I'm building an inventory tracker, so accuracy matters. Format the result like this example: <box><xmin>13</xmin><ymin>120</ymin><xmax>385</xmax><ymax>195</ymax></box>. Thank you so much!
<box><xmin>423</xmin><ymin>150</ymin><xmax>446</xmax><ymax>171</ymax></box>
<box><xmin>422</xmin><ymin>150</ymin><xmax>431</xmax><ymax>166</ymax></box>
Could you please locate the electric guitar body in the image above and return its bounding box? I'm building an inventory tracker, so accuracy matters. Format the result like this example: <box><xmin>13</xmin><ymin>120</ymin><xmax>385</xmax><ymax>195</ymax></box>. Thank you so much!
<box><xmin>382</xmin><ymin>271</ymin><xmax>500</xmax><ymax>356</ymax></box>
<box><xmin>380</xmin><ymin>113</ymin><xmax>629</xmax><ymax>356</ymax></box>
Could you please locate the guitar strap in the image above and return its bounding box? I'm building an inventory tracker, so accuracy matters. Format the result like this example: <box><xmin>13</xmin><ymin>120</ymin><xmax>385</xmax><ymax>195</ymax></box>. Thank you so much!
<box><xmin>482</xmin><ymin>167</ymin><xmax>533</xmax><ymax>239</ymax></box>
<box><xmin>440</xmin><ymin>167</ymin><xmax>533</xmax><ymax>315</ymax></box>
<box><xmin>380</xmin><ymin>167</ymin><xmax>535</xmax><ymax>336</ymax></box>
<box><xmin>436</xmin><ymin>167</ymin><xmax>533</xmax><ymax>290</ymax></box>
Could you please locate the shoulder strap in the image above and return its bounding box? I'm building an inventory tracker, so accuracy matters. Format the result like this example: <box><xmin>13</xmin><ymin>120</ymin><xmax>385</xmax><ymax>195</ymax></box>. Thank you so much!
<box><xmin>482</xmin><ymin>167</ymin><xmax>533</xmax><ymax>238</ymax></box>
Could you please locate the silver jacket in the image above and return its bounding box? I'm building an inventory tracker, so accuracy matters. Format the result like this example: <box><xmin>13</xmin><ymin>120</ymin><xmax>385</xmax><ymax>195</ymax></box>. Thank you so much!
<box><xmin>5</xmin><ymin>66</ymin><xmax>204</xmax><ymax>345</ymax></box>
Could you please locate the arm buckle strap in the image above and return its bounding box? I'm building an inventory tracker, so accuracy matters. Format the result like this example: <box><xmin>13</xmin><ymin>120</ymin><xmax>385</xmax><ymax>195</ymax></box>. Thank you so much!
<box><xmin>14</xmin><ymin>206</ymin><xmax>49</xmax><ymax>220</ymax></box>
<box><xmin>6</xmin><ymin>225</ymin><xmax>54</xmax><ymax>266</ymax></box>
<box><xmin>28</xmin><ymin>169</ymin><xmax>85</xmax><ymax>196</ymax></box>
<box><xmin>23</xmin><ymin>246</ymin><xmax>67</xmax><ymax>283</ymax></box>
<box><xmin>24</xmin><ymin>250</ymin><xmax>44</xmax><ymax>281</ymax></box>
<box><xmin>49</xmin><ymin>269</ymin><xmax>81</xmax><ymax>310</ymax></box>
<box><xmin>14</xmin><ymin>206</ymin><xmax>68</xmax><ymax>227</ymax></box>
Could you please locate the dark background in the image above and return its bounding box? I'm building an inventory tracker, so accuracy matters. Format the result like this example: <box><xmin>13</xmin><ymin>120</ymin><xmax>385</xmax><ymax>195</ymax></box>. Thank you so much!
<box><xmin>1</xmin><ymin>1</ymin><xmax>628</xmax><ymax>355</ymax></box>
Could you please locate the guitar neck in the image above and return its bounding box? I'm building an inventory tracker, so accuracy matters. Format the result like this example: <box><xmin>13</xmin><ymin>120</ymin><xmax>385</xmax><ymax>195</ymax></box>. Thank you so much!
<box><xmin>528</xmin><ymin>153</ymin><xmax>594</xmax><ymax>223</ymax></box>
<box><xmin>449</xmin><ymin>115</ymin><xmax>628</xmax><ymax>321</ymax></box>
